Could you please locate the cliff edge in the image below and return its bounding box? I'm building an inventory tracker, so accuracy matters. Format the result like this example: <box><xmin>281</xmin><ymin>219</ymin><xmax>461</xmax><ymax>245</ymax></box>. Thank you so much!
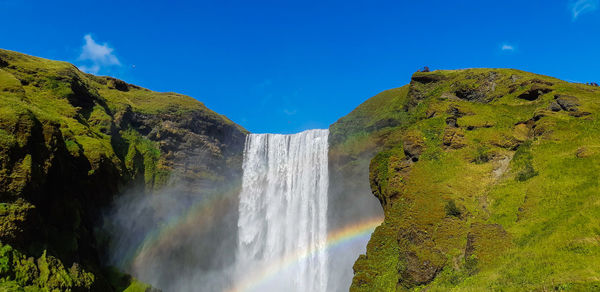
<box><xmin>342</xmin><ymin>69</ymin><xmax>600</xmax><ymax>291</ymax></box>
<box><xmin>0</xmin><ymin>49</ymin><xmax>247</xmax><ymax>291</ymax></box>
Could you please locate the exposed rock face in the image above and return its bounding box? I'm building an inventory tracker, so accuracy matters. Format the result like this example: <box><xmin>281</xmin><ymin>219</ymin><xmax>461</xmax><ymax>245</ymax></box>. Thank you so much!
<box><xmin>348</xmin><ymin>68</ymin><xmax>600</xmax><ymax>291</ymax></box>
<box><xmin>106</xmin><ymin>77</ymin><xmax>129</xmax><ymax>92</ymax></box>
<box><xmin>445</xmin><ymin>106</ymin><xmax>465</xmax><ymax>128</ymax></box>
<box><xmin>442</xmin><ymin>128</ymin><xmax>466</xmax><ymax>149</ymax></box>
<box><xmin>452</xmin><ymin>71</ymin><xmax>501</xmax><ymax>103</ymax></box>
<box><xmin>402</xmin><ymin>132</ymin><xmax>425</xmax><ymax>162</ymax></box>
<box><xmin>0</xmin><ymin>49</ymin><xmax>246</xmax><ymax>291</ymax></box>
<box><xmin>123</xmin><ymin>107</ymin><xmax>246</xmax><ymax>191</ymax></box>
<box><xmin>516</xmin><ymin>85</ymin><xmax>552</xmax><ymax>100</ymax></box>
<box><xmin>554</xmin><ymin>94</ymin><xmax>580</xmax><ymax>111</ymax></box>
<box><xmin>548</xmin><ymin>95</ymin><xmax>592</xmax><ymax>117</ymax></box>
<box><xmin>411</xmin><ymin>72</ymin><xmax>446</xmax><ymax>84</ymax></box>
<box><xmin>548</xmin><ymin>100</ymin><xmax>563</xmax><ymax>112</ymax></box>
<box><xmin>397</xmin><ymin>228</ymin><xmax>446</xmax><ymax>286</ymax></box>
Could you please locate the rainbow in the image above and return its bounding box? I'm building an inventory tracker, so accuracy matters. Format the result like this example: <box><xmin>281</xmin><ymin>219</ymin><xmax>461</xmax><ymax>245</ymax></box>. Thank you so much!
<box><xmin>116</xmin><ymin>187</ymin><xmax>384</xmax><ymax>292</ymax></box>
<box><xmin>226</xmin><ymin>216</ymin><xmax>384</xmax><ymax>292</ymax></box>
<box><xmin>115</xmin><ymin>184</ymin><xmax>242</xmax><ymax>269</ymax></box>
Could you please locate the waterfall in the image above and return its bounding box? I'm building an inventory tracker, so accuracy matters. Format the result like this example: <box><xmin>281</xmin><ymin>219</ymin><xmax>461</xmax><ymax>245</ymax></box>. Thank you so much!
<box><xmin>235</xmin><ymin>129</ymin><xmax>329</xmax><ymax>292</ymax></box>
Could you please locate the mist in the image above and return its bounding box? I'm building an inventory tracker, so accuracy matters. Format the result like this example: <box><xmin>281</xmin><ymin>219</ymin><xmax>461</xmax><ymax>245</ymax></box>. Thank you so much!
<box><xmin>101</xmin><ymin>130</ymin><xmax>383</xmax><ymax>292</ymax></box>
<box><xmin>102</xmin><ymin>183</ymin><xmax>240</xmax><ymax>292</ymax></box>
<box><xmin>327</xmin><ymin>152</ymin><xmax>383</xmax><ymax>292</ymax></box>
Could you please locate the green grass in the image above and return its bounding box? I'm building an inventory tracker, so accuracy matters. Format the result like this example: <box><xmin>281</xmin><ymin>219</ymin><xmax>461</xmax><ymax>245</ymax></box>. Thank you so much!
<box><xmin>0</xmin><ymin>48</ymin><xmax>246</xmax><ymax>291</ymax></box>
<box><xmin>0</xmin><ymin>242</ymin><xmax>94</xmax><ymax>291</ymax></box>
<box><xmin>122</xmin><ymin>280</ymin><xmax>152</xmax><ymax>292</ymax></box>
<box><xmin>344</xmin><ymin>68</ymin><xmax>600</xmax><ymax>291</ymax></box>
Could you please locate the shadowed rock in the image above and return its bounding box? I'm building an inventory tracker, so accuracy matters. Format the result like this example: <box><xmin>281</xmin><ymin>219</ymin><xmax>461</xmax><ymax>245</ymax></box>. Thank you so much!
<box><xmin>554</xmin><ymin>94</ymin><xmax>580</xmax><ymax>112</ymax></box>
<box><xmin>397</xmin><ymin>228</ymin><xmax>446</xmax><ymax>286</ymax></box>
<box><xmin>548</xmin><ymin>101</ymin><xmax>562</xmax><ymax>112</ymax></box>
<box><xmin>411</xmin><ymin>72</ymin><xmax>446</xmax><ymax>84</ymax></box>
<box><xmin>107</xmin><ymin>77</ymin><xmax>129</xmax><ymax>91</ymax></box>
<box><xmin>443</xmin><ymin>128</ymin><xmax>466</xmax><ymax>149</ymax></box>
<box><xmin>517</xmin><ymin>85</ymin><xmax>552</xmax><ymax>101</ymax></box>
<box><xmin>445</xmin><ymin>105</ymin><xmax>466</xmax><ymax>127</ymax></box>
<box><xmin>402</xmin><ymin>132</ymin><xmax>425</xmax><ymax>162</ymax></box>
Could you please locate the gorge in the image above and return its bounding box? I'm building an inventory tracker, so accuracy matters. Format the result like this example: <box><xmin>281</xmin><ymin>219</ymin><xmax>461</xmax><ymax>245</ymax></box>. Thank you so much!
<box><xmin>1</xmin><ymin>48</ymin><xmax>600</xmax><ymax>291</ymax></box>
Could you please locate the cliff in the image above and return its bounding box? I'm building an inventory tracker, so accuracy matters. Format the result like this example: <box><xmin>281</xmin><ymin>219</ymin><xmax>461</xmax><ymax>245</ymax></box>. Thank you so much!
<box><xmin>0</xmin><ymin>49</ymin><xmax>247</xmax><ymax>291</ymax></box>
<box><xmin>4</xmin><ymin>47</ymin><xmax>600</xmax><ymax>291</ymax></box>
<box><xmin>339</xmin><ymin>69</ymin><xmax>600</xmax><ymax>291</ymax></box>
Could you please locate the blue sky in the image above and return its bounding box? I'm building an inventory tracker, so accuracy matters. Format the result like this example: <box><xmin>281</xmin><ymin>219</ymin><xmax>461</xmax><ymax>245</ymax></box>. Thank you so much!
<box><xmin>1</xmin><ymin>0</ymin><xmax>599</xmax><ymax>133</ymax></box>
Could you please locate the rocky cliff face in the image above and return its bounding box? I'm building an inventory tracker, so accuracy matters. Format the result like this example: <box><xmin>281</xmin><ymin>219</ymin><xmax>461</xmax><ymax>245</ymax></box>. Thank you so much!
<box><xmin>0</xmin><ymin>49</ymin><xmax>246</xmax><ymax>291</ymax></box>
<box><xmin>343</xmin><ymin>69</ymin><xmax>600</xmax><ymax>291</ymax></box>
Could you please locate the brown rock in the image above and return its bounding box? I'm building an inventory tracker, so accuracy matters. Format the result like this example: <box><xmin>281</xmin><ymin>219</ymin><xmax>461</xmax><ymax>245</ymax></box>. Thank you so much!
<box><xmin>443</xmin><ymin>128</ymin><xmax>466</xmax><ymax>149</ymax></box>
<box><xmin>401</xmin><ymin>250</ymin><xmax>445</xmax><ymax>285</ymax></box>
<box><xmin>402</xmin><ymin>132</ymin><xmax>425</xmax><ymax>162</ymax></box>
<box><xmin>397</xmin><ymin>227</ymin><xmax>446</xmax><ymax>286</ymax></box>
<box><xmin>490</xmin><ymin>134</ymin><xmax>521</xmax><ymax>150</ymax></box>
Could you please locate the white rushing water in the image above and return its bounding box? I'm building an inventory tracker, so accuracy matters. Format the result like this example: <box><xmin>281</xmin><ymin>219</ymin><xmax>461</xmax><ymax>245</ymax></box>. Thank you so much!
<box><xmin>235</xmin><ymin>129</ymin><xmax>329</xmax><ymax>292</ymax></box>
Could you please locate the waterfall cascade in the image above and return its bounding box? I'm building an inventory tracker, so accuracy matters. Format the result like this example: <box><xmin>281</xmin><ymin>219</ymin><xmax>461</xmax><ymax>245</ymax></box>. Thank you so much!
<box><xmin>235</xmin><ymin>129</ymin><xmax>329</xmax><ymax>292</ymax></box>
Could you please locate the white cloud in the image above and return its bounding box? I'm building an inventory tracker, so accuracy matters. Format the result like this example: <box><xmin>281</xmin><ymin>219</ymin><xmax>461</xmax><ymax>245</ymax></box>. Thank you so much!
<box><xmin>501</xmin><ymin>44</ymin><xmax>515</xmax><ymax>52</ymax></box>
<box><xmin>78</xmin><ymin>34</ymin><xmax>120</xmax><ymax>74</ymax></box>
<box><xmin>571</xmin><ymin>0</ymin><xmax>599</xmax><ymax>20</ymax></box>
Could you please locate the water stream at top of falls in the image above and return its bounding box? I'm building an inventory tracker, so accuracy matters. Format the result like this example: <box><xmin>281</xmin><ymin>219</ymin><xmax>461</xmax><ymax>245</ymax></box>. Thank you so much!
<box><xmin>235</xmin><ymin>129</ymin><xmax>329</xmax><ymax>292</ymax></box>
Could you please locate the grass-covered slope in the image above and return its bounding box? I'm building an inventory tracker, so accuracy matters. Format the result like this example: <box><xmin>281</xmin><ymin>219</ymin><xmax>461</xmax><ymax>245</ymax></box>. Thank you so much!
<box><xmin>340</xmin><ymin>69</ymin><xmax>600</xmax><ymax>291</ymax></box>
<box><xmin>0</xmin><ymin>49</ymin><xmax>247</xmax><ymax>291</ymax></box>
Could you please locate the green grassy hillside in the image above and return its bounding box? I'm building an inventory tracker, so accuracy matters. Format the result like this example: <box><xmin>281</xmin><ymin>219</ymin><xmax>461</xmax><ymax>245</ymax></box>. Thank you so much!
<box><xmin>337</xmin><ymin>69</ymin><xmax>600</xmax><ymax>291</ymax></box>
<box><xmin>0</xmin><ymin>49</ymin><xmax>247</xmax><ymax>291</ymax></box>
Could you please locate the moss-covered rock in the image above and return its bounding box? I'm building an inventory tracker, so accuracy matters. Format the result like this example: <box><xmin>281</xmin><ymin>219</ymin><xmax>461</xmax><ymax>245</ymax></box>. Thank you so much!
<box><xmin>342</xmin><ymin>68</ymin><xmax>600</xmax><ymax>291</ymax></box>
<box><xmin>0</xmin><ymin>49</ymin><xmax>247</xmax><ymax>291</ymax></box>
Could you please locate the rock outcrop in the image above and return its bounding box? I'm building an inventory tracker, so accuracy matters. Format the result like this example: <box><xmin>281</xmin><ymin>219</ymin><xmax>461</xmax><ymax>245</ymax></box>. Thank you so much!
<box><xmin>343</xmin><ymin>68</ymin><xmax>600</xmax><ymax>291</ymax></box>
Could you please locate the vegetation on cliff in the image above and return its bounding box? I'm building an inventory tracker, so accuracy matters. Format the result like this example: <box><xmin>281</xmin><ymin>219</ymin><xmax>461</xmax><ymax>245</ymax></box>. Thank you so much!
<box><xmin>4</xmin><ymin>47</ymin><xmax>600</xmax><ymax>291</ymax></box>
<box><xmin>0</xmin><ymin>49</ymin><xmax>246</xmax><ymax>291</ymax></box>
<box><xmin>339</xmin><ymin>69</ymin><xmax>600</xmax><ymax>291</ymax></box>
